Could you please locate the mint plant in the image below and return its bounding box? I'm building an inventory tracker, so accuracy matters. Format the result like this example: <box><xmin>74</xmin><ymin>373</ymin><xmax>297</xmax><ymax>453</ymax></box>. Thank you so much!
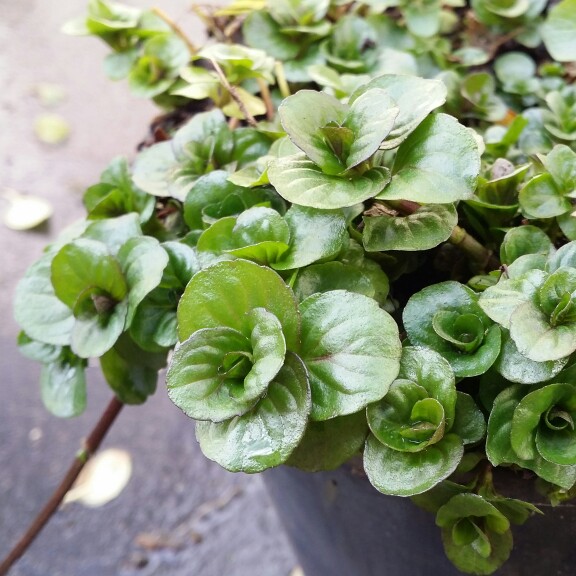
<box><xmin>6</xmin><ymin>1</ymin><xmax>576</xmax><ymax>575</ymax></box>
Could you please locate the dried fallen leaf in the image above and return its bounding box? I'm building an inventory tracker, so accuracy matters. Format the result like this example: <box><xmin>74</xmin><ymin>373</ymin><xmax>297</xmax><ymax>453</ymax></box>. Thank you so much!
<box><xmin>64</xmin><ymin>448</ymin><xmax>132</xmax><ymax>508</ymax></box>
<box><xmin>2</xmin><ymin>188</ymin><xmax>53</xmax><ymax>230</ymax></box>
<box><xmin>34</xmin><ymin>113</ymin><xmax>70</xmax><ymax>145</ymax></box>
<box><xmin>135</xmin><ymin>532</ymin><xmax>185</xmax><ymax>551</ymax></box>
<box><xmin>35</xmin><ymin>83</ymin><xmax>66</xmax><ymax>107</ymax></box>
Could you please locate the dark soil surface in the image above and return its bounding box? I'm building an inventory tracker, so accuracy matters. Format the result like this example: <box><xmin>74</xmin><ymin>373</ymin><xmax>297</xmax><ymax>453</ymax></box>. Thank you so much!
<box><xmin>0</xmin><ymin>2</ymin><xmax>297</xmax><ymax>574</ymax></box>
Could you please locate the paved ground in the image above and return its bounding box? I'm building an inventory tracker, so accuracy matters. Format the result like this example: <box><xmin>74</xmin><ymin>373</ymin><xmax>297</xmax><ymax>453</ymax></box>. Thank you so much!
<box><xmin>0</xmin><ymin>1</ymin><xmax>297</xmax><ymax>574</ymax></box>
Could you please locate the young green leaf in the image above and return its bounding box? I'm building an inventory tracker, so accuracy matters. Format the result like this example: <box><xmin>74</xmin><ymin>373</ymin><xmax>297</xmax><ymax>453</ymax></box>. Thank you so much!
<box><xmin>177</xmin><ymin>259</ymin><xmax>300</xmax><ymax>350</ymax></box>
<box><xmin>278</xmin><ymin>90</ymin><xmax>348</xmax><ymax>174</ymax></box>
<box><xmin>269</xmin><ymin>153</ymin><xmax>390</xmax><ymax>209</ymax></box>
<box><xmin>378</xmin><ymin>114</ymin><xmax>480</xmax><ymax>204</ymax></box>
<box><xmin>196</xmin><ymin>352</ymin><xmax>310</xmax><ymax>473</ymax></box>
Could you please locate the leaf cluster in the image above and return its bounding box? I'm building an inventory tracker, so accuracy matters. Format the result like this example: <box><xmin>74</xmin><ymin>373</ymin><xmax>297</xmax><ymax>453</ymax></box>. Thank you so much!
<box><xmin>16</xmin><ymin>1</ymin><xmax>576</xmax><ymax>574</ymax></box>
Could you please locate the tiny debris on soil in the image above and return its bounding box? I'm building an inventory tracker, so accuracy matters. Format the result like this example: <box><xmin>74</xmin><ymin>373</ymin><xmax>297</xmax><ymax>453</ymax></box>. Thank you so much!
<box><xmin>133</xmin><ymin>484</ymin><xmax>244</xmax><ymax>551</ymax></box>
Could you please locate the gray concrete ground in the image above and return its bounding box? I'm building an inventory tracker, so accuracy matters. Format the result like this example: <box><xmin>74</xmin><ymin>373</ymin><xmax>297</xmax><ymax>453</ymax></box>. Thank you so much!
<box><xmin>0</xmin><ymin>1</ymin><xmax>298</xmax><ymax>574</ymax></box>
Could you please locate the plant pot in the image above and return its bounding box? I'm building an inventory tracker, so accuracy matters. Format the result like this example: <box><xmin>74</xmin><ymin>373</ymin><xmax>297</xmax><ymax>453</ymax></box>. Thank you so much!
<box><xmin>264</xmin><ymin>462</ymin><xmax>576</xmax><ymax>576</ymax></box>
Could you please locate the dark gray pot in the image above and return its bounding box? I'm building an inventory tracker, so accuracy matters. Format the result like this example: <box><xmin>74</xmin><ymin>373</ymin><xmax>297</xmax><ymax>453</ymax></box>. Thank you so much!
<box><xmin>264</xmin><ymin>463</ymin><xmax>576</xmax><ymax>576</ymax></box>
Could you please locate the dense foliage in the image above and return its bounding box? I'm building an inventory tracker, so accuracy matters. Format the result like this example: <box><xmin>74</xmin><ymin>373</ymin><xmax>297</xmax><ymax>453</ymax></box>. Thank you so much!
<box><xmin>15</xmin><ymin>0</ymin><xmax>576</xmax><ymax>573</ymax></box>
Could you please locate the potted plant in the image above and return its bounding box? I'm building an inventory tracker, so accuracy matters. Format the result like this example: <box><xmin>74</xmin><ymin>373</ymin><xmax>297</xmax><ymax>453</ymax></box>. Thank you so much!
<box><xmin>4</xmin><ymin>0</ymin><xmax>576</xmax><ymax>574</ymax></box>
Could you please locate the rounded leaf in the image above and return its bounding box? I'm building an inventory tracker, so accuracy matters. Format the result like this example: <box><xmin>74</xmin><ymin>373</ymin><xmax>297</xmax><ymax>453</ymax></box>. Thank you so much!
<box><xmin>177</xmin><ymin>259</ymin><xmax>300</xmax><ymax>350</ymax></box>
<box><xmin>363</xmin><ymin>204</ymin><xmax>457</xmax><ymax>252</ymax></box>
<box><xmin>269</xmin><ymin>153</ymin><xmax>390</xmax><ymax>209</ymax></box>
<box><xmin>299</xmin><ymin>290</ymin><xmax>401</xmax><ymax>421</ymax></box>
<box><xmin>195</xmin><ymin>352</ymin><xmax>311</xmax><ymax>472</ymax></box>
<box><xmin>273</xmin><ymin>205</ymin><xmax>348</xmax><ymax>271</ymax></box>
<box><xmin>363</xmin><ymin>432</ymin><xmax>463</xmax><ymax>496</ymax></box>
<box><xmin>378</xmin><ymin>114</ymin><xmax>480</xmax><ymax>204</ymax></box>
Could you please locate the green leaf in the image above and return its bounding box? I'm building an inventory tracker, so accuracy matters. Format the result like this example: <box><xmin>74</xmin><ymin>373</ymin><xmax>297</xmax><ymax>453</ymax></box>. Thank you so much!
<box><xmin>500</xmin><ymin>226</ymin><xmax>554</xmax><ymax>265</ymax></box>
<box><xmin>100</xmin><ymin>335</ymin><xmax>161</xmax><ymax>405</ymax></box>
<box><xmin>451</xmin><ymin>392</ymin><xmax>486</xmax><ymax>445</ymax></box>
<box><xmin>243</xmin><ymin>11</ymin><xmax>300</xmax><ymax>60</ymax></box>
<box><xmin>17</xmin><ymin>333</ymin><xmax>61</xmax><ymax>364</ymax></box>
<box><xmin>511</xmin><ymin>383</ymin><xmax>576</xmax><ymax>463</ymax></box>
<box><xmin>273</xmin><ymin>205</ymin><xmax>348</xmax><ymax>270</ymax></box>
<box><xmin>510</xmin><ymin>301</ymin><xmax>576</xmax><ymax>362</ymax></box>
<box><xmin>84</xmin><ymin>157</ymin><xmax>155</xmax><ymax>223</ymax></box>
<box><xmin>72</xmin><ymin>299</ymin><xmax>129</xmax><ymax>359</ymax></box>
<box><xmin>542</xmin><ymin>0</ymin><xmax>576</xmax><ymax>62</ymax></box>
<box><xmin>343</xmin><ymin>89</ymin><xmax>399</xmax><ymax>169</ymax></box>
<box><xmin>286</xmin><ymin>410</ymin><xmax>368</xmax><ymax>472</ymax></box>
<box><xmin>545</xmin><ymin>144</ymin><xmax>576</xmax><ymax>191</ymax></box>
<box><xmin>378</xmin><ymin>114</ymin><xmax>480</xmax><ymax>204</ymax></box>
<box><xmin>40</xmin><ymin>353</ymin><xmax>87</xmax><ymax>418</ymax></box>
<box><xmin>269</xmin><ymin>153</ymin><xmax>390</xmax><ymax>209</ymax></box>
<box><xmin>404</xmin><ymin>282</ymin><xmax>501</xmax><ymax>377</ymax></box>
<box><xmin>83</xmin><ymin>213</ymin><xmax>142</xmax><ymax>255</ymax></box>
<box><xmin>117</xmin><ymin>237</ymin><xmax>168</xmax><ymax>326</ymax></box>
<box><xmin>14</xmin><ymin>254</ymin><xmax>75</xmax><ymax>346</ymax></box>
<box><xmin>495</xmin><ymin>51</ymin><xmax>536</xmax><ymax>84</ymax></box>
<box><xmin>299</xmin><ymin>290</ymin><xmax>401</xmax><ymax>420</ymax></box>
<box><xmin>349</xmin><ymin>75</ymin><xmax>447</xmax><ymax>150</ymax></box>
<box><xmin>487</xmin><ymin>385</ymin><xmax>576</xmax><ymax>488</ymax></box>
<box><xmin>133</xmin><ymin>110</ymin><xmax>231</xmax><ymax>201</ymax></box>
<box><xmin>278</xmin><ymin>90</ymin><xmax>348</xmax><ymax>174</ymax></box>
<box><xmin>177</xmin><ymin>259</ymin><xmax>300</xmax><ymax>350</ymax></box>
<box><xmin>519</xmin><ymin>173</ymin><xmax>570</xmax><ymax>219</ymax></box>
<box><xmin>437</xmin><ymin>494</ymin><xmax>512</xmax><ymax>576</ymax></box>
<box><xmin>478</xmin><ymin>270</ymin><xmax>547</xmax><ymax>329</ymax></box>
<box><xmin>363</xmin><ymin>432</ymin><xmax>464</xmax><ymax>496</ymax></box>
<box><xmin>183</xmin><ymin>171</ymin><xmax>249</xmax><ymax>230</ymax></box>
<box><xmin>168</xmin><ymin>326</ymin><xmax>266</xmax><ymax>422</ymax></box>
<box><xmin>128</xmin><ymin>33</ymin><xmax>189</xmax><ymax>98</ymax></box>
<box><xmin>548</xmin><ymin>241</ymin><xmax>576</xmax><ymax>272</ymax></box>
<box><xmin>195</xmin><ymin>352</ymin><xmax>310</xmax><ymax>472</ymax></box>
<box><xmin>404</xmin><ymin>0</ymin><xmax>442</xmax><ymax>37</ymax></box>
<box><xmin>51</xmin><ymin>239</ymin><xmax>127</xmax><ymax>311</ymax></box>
<box><xmin>271</xmin><ymin>0</ymin><xmax>330</xmax><ymax>26</ymax></box>
<box><xmin>368</xmin><ymin>380</ymin><xmax>445</xmax><ymax>452</ymax></box>
<box><xmin>293</xmin><ymin>262</ymin><xmax>376</xmax><ymax>302</ymax></box>
<box><xmin>433</xmin><ymin>311</ymin><xmax>485</xmax><ymax>353</ymax></box>
<box><xmin>198</xmin><ymin>207</ymin><xmax>291</xmax><ymax>264</ymax></box>
<box><xmin>367</xmin><ymin>347</ymin><xmax>456</xmax><ymax>453</ymax></box>
<box><xmin>494</xmin><ymin>330</ymin><xmax>568</xmax><ymax>384</ymax></box>
<box><xmin>363</xmin><ymin>203</ymin><xmax>457</xmax><ymax>252</ymax></box>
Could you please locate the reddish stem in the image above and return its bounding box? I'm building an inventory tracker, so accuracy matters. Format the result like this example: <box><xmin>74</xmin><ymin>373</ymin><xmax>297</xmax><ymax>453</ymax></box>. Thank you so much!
<box><xmin>0</xmin><ymin>397</ymin><xmax>124</xmax><ymax>575</ymax></box>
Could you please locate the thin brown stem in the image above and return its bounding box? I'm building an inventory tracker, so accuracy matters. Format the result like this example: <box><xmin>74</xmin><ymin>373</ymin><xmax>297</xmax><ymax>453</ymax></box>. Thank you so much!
<box><xmin>210</xmin><ymin>59</ymin><xmax>258</xmax><ymax>127</ymax></box>
<box><xmin>0</xmin><ymin>397</ymin><xmax>124</xmax><ymax>576</ymax></box>
<box><xmin>151</xmin><ymin>7</ymin><xmax>198</xmax><ymax>53</ymax></box>
<box><xmin>257</xmin><ymin>78</ymin><xmax>274</xmax><ymax>121</ymax></box>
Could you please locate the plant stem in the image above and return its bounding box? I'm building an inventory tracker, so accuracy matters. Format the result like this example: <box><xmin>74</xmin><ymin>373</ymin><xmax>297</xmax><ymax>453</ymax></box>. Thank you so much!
<box><xmin>151</xmin><ymin>7</ymin><xmax>198</xmax><ymax>53</ymax></box>
<box><xmin>0</xmin><ymin>397</ymin><xmax>124</xmax><ymax>576</ymax></box>
<box><xmin>257</xmin><ymin>78</ymin><xmax>274</xmax><ymax>121</ymax></box>
<box><xmin>274</xmin><ymin>62</ymin><xmax>291</xmax><ymax>99</ymax></box>
<box><xmin>449</xmin><ymin>225</ymin><xmax>500</xmax><ymax>271</ymax></box>
<box><xmin>209</xmin><ymin>59</ymin><xmax>258</xmax><ymax>127</ymax></box>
